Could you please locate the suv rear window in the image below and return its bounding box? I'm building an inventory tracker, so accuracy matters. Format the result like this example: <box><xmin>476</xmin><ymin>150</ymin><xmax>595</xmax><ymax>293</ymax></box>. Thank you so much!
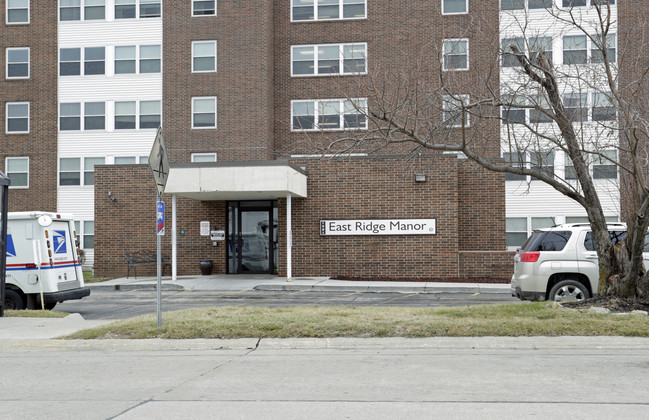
<box><xmin>584</xmin><ymin>230</ymin><xmax>627</xmax><ymax>251</ymax></box>
<box><xmin>521</xmin><ymin>231</ymin><xmax>572</xmax><ymax>252</ymax></box>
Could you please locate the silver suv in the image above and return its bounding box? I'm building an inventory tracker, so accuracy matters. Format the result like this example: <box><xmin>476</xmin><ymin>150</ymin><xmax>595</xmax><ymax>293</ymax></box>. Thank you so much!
<box><xmin>511</xmin><ymin>223</ymin><xmax>645</xmax><ymax>302</ymax></box>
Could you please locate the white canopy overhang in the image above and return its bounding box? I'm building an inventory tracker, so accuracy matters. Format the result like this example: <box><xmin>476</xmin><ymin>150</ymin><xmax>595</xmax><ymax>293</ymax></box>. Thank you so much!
<box><xmin>165</xmin><ymin>161</ymin><xmax>307</xmax><ymax>200</ymax></box>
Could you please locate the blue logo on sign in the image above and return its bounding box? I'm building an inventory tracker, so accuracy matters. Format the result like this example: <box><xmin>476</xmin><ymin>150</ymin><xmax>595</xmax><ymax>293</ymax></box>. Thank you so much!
<box><xmin>6</xmin><ymin>234</ymin><xmax>16</xmax><ymax>257</ymax></box>
<box><xmin>53</xmin><ymin>230</ymin><xmax>67</xmax><ymax>254</ymax></box>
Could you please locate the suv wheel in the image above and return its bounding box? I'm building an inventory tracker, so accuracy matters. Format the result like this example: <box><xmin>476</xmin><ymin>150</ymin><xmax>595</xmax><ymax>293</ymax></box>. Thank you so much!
<box><xmin>549</xmin><ymin>280</ymin><xmax>590</xmax><ymax>302</ymax></box>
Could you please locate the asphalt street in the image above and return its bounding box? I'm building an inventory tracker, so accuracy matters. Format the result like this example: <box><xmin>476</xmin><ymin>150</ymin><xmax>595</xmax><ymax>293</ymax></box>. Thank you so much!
<box><xmin>54</xmin><ymin>289</ymin><xmax>521</xmax><ymax>320</ymax></box>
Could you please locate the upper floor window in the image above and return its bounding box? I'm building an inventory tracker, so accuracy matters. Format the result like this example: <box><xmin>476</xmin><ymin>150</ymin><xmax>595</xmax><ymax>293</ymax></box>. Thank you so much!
<box><xmin>192</xmin><ymin>97</ymin><xmax>217</xmax><ymax>129</ymax></box>
<box><xmin>6</xmin><ymin>102</ymin><xmax>29</xmax><ymax>134</ymax></box>
<box><xmin>115</xmin><ymin>100</ymin><xmax>161</xmax><ymax>130</ymax></box>
<box><xmin>591</xmin><ymin>33</ymin><xmax>616</xmax><ymax>63</ymax></box>
<box><xmin>6</xmin><ymin>48</ymin><xmax>29</xmax><ymax>79</ymax></box>
<box><xmin>291</xmin><ymin>43</ymin><xmax>367</xmax><ymax>76</ymax></box>
<box><xmin>501</xmin><ymin>36</ymin><xmax>552</xmax><ymax>68</ymax></box>
<box><xmin>563</xmin><ymin>35</ymin><xmax>587</xmax><ymax>65</ymax></box>
<box><xmin>5</xmin><ymin>157</ymin><xmax>29</xmax><ymax>188</ymax></box>
<box><xmin>442</xmin><ymin>0</ymin><xmax>468</xmax><ymax>14</ymax></box>
<box><xmin>292</xmin><ymin>0</ymin><xmax>366</xmax><ymax>21</ymax></box>
<box><xmin>59</xmin><ymin>102</ymin><xmax>106</xmax><ymax>131</ymax></box>
<box><xmin>7</xmin><ymin>0</ymin><xmax>29</xmax><ymax>24</ymax></box>
<box><xmin>291</xmin><ymin>98</ymin><xmax>367</xmax><ymax>131</ymax></box>
<box><xmin>192</xmin><ymin>41</ymin><xmax>217</xmax><ymax>72</ymax></box>
<box><xmin>59</xmin><ymin>47</ymin><xmax>105</xmax><ymax>76</ymax></box>
<box><xmin>443</xmin><ymin>39</ymin><xmax>469</xmax><ymax>71</ymax></box>
<box><xmin>60</xmin><ymin>0</ymin><xmax>105</xmax><ymax>21</ymax></box>
<box><xmin>501</xmin><ymin>0</ymin><xmax>552</xmax><ymax>10</ymax></box>
<box><xmin>59</xmin><ymin>157</ymin><xmax>105</xmax><ymax>186</ymax></box>
<box><xmin>593</xmin><ymin>150</ymin><xmax>617</xmax><ymax>179</ymax></box>
<box><xmin>442</xmin><ymin>95</ymin><xmax>470</xmax><ymax>127</ymax></box>
<box><xmin>191</xmin><ymin>153</ymin><xmax>218</xmax><ymax>162</ymax></box>
<box><xmin>115</xmin><ymin>0</ymin><xmax>160</xmax><ymax>19</ymax></box>
<box><xmin>562</xmin><ymin>0</ymin><xmax>615</xmax><ymax>6</ymax></box>
<box><xmin>192</xmin><ymin>0</ymin><xmax>216</xmax><ymax>16</ymax></box>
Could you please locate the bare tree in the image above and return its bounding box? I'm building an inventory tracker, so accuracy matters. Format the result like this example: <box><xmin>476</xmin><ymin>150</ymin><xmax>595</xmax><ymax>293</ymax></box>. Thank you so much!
<box><xmin>322</xmin><ymin>3</ymin><xmax>649</xmax><ymax>298</ymax></box>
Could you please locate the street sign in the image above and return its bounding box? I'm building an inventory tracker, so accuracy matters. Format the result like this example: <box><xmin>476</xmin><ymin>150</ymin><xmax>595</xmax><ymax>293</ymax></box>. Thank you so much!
<box><xmin>149</xmin><ymin>127</ymin><xmax>169</xmax><ymax>197</ymax></box>
<box><xmin>157</xmin><ymin>201</ymin><xmax>165</xmax><ymax>236</ymax></box>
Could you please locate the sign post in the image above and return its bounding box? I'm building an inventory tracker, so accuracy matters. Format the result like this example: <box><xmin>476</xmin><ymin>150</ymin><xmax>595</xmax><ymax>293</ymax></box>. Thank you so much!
<box><xmin>0</xmin><ymin>171</ymin><xmax>10</xmax><ymax>317</ymax></box>
<box><xmin>149</xmin><ymin>127</ymin><xmax>169</xmax><ymax>327</ymax></box>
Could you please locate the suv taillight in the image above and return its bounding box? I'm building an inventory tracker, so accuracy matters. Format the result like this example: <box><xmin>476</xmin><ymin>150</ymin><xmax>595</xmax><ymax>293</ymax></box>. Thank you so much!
<box><xmin>519</xmin><ymin>251</ymin><xmax>540</xmax><ymax>262</ymax></box>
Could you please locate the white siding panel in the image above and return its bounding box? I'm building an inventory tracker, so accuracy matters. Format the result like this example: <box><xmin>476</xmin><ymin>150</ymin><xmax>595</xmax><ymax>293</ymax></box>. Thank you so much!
<box><xmin>58</xmin><ymin>188</ymin><xmax>95</xmax><ymax>221</ymax></box>
<box><xmin>59</xmin><ymin>77</ymin><xmax>162</xmax><ymax>102</ymax></box>
<box><xmin>59</xmin><ymin>20</ymin><xmax>162</xmax><ymax>46</ymax></box>
<box><xmin>59</xmin><ymin>131</ymin><xmax>158</xmax><ymax>158</ymax></box>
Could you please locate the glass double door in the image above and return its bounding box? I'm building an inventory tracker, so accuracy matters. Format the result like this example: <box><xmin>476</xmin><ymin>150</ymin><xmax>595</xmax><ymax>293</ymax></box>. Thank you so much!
<box><xmin>227</xmin><ymin>201</ymin><xmax>277</xmax><ymax>274</ymax></box>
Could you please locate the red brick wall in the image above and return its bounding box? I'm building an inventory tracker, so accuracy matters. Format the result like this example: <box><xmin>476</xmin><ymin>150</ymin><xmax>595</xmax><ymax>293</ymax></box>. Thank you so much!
<box><xmin>458</xmin><ymin>251</ymin><xmax>515</xmax><ymax>280</ymax></box>
<box><xmin>0</xmin><ymin>3</ymin><xmax>58</xmax><ymax>212</ymax></box>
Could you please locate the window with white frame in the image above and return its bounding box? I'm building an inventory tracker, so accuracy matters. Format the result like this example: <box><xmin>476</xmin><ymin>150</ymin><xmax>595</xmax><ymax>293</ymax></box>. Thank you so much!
<box><xmin>139</xmin><ymin>156</ymin><xmax>148</xmax><ymax>164</ymax></box>
<box><xmin>564</xmin><ymin>154</ymin><xmax>577</xmax><ymax>179</ymax></box>
<box><xmin>563</xmin><ymin>92</ymin><xmax>588</xmax><ymax>122</ymax></box>
<box><xmin>501</xmin><ymin>37</ymin><xmax>524</xmax><ymax>67</ymax></box>
<box><xmin>591</xmin><ymin>33</ymin><xmax>616</xmax><ymax>63</ymax></box>
<box><xmin>291</xmin><ymin>0</ymin><xmax>366</xmax><ymax>21</ymax></box>
<box><xmin>506</xmin><ymin>217</ymin><xmax>528</xmax><ymax>248</ymax></box>
<box><xmin>192</xmin><ymin>97</ymin><xmax>217</xmax><ymax>129</ymax></box>
<box><xmin>115</xmin><ymin>0</ymin><xmax>160</xmax><ymax>19</ymax></box>
<box><xmin>115</xmin><ymin>101</ymin><xmax>136</xmax><ymax>129</ymax></box>
<box><xmin>5</xmin><ymin>157</ymin><xmax>29</xmax><ymax>188</ymax></box>
<box><xmin>291</xmin><ymin>43</ymin><xmax>367</xmax><ymax>76</ymax></box>
<box><xmin>83</xmin><ymin>221</ymin><xmax>95</xmax><ymax>249</ymax></box>
<box><xmin>140</xmin><ymin>45</ymin><xmax>161</xmax><ymax>73</ymax></box>
<box><xmin>192</xmin><ymin>0</ymin><xmax>216</xmax><ymax>16</ymax></box>
<box><xmin>442</xmin><ymin>95</ymin><xmax>469</xmax><ymax>127</ymax></box>
<box><xmin>114</xmin><ymin>156</ymin><xmax>137</xmax><ymax>164</ymax></box>
<box><xmin>593</xmin><ymin>150</ymin><xmax>617</xmax><ymax>179</ymax></box>
<box><xmin>84</xmin><ymin>47</ymin><xmax>105</xmax><ymax>75</ymax></box>
<box><xmin>529</xmin><ymin>95</ymin><xmax>553</xmax><ymax>124</ymax></box>
<box><xmin>592</xmin><ymin>92</ymin><xmax>615</xmax><ymax>121</ymax></box>
<box><xmin>530</xmin><ymin>150</ymin><xmax>555</xmax><ymax>179</ymax></box>
<box><xmin>501</xmin><ymin>96</ymin><xmax>526</xmax><ymax>124</ymax></box>
<box><xmin>60</xmin><ymin>102</ymin><xmax>105</xmax><ymax>131</ymax></box>
<box><xmin>502</xmin><ymin>36</ymin><xmax>552</xmax><ymax>68</ymax></box>
<box><xmin>84</xmin><ymin>157</ymin><xmax>104</xmax><ymax>184</ymax></box>
<box><xmin>115</xmin><ymin>46</ymin><xmax>136</xmax><ymax>74</ymax></box>
<box><xmin>114</xmin><ymin>100</ymin><xmax>160</xmax><ymax>130</ymax></box>
<box><xmin>7</xmin><ymin>0</ymin><xmax>29</xmax><ymax>24</ymax></box>
<box><xmin>139</xmin><ymin>100</ymin><xmax>161</xmax><ymax>128</ymax></box>
<box><xmin>58</xmin><ymin>47</ymin><xmax>105</xmax><ymax>76</ymax></box>
<box><xmin>6</xmin><ymin>47</ymin><xmax>29</xmax><ymax>79</ymax></box>
<box><xmin>562</xmin><ymin>0</ymin><xmax>614</xmax><ymax>6</ymax></box>
<box><xmin>501</xmin><ymin>0</ymin><xmax>552</xmax><ymax>10</ymax></box>
<box><xmin>59</xmin><ymin>48</ymin><xmax>80</xmax><ymax>75</ymax></box>
<box><xmin>191</xmin><ymin>153</ymin><xmax>217</xmax><ymax>162</ymax></box>
<box><xmin>442</xmin><ymin>0</ymin><xmax>467</xmax><ymax>14</ymax></box>
<box><xmin>192</xmin><ymin>41</ymin><xmax>217</xmax><ymax>72</ymax></box>
<box><xmin>563</xmin><ymin>35</ymin><xmax>587</xmax><ymax>65</ymax></box>
<box><xmin>59</xmin><ymin>0</ymin><xmax>105</xmax><ymax>21</ymax></box>
<box><xmin>59</xmin><ymin>158</ymin><xmax>81</xmax><ymax>185</ymax></box>
<box><xmin>503</xmin><ymin>151</ymin><xmax>555</xmax><ymax>181</ymax></box>
<box><xmin>114</xmin><ymin>45</ymin><xmax>161</xmax><ymax>74</ymax></box>
<box><xmin>443</xmin><ymin>39</ymin><xmax>469</xmax><ymax>71</ymax></box>
<box><xmin>6</xmin><ymin>102</ymin><xmax>29</xmax><ymax>134</ymax></box>
<box><xmin>503</xmin><ymin>152</ymin><xmax>526</xmax><ymax>181</ymax></box>
<box><xmin>60</xmin><ymin>0</ymin><xmax>81</xmax><ymax>21</ymax></box>
<box><xmin>291</xmin><ymin>98</ymin><xmax>367</xmax><ymax>131</ymax></box>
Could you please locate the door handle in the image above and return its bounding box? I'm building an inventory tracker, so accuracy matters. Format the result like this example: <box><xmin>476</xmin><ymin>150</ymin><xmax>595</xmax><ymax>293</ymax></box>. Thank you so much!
<box><xmin>585</xmin><ymin>255</ymin><xmax>598</xmax><ymax>259</ymax></box>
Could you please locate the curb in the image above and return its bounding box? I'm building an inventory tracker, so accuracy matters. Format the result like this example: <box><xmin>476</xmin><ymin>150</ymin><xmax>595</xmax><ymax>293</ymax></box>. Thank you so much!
<box><xmin>253</xmin><ymin>283</ymin><xmax>511</xmax><ymax>294</ymax></box>
<box><xmin>86</xmin><ymin>283</ymin><xmax>184</xmax><ymax>291</ymax></box>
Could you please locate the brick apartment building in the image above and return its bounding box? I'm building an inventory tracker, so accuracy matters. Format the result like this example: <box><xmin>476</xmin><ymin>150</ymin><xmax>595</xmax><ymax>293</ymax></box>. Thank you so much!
<box><xmin>1</xmin><ymin>1</ymin><xmax>635</xmax><ymax>280</ymax></box>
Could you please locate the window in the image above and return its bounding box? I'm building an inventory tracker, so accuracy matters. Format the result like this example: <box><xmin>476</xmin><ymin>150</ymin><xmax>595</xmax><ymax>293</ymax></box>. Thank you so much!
<box><xmin>503</xmin><ymin>152</ymin><xmax>526</xmax><ymax>181</ymax></box>
<box><xmin>501</xmin><ymin>37</ymin><xmax>552</xmax><ymax>68</ymax></box>
<box><xmin>59</xmin><ymin>158</ymin><xmax>81</xmax><ymax>185</ymax></box>
<box><xmin>291</xmin><ymin>99</ymin><xmax>367</xmax><ymax>131</ymax></box>
<box><xmin>139</xmin><ymin>156</ymin><xmax>148</xmax><ymax>164</ymax></box>
<box><xmin>529</xmin><ymin>95</ymin><xmax>553</xmax><ymax>124</ymax></box>
<box><xmin>593</xmin><ymin>150</ymin><xmax>617</xmax><ymax>179</ymax></box>
<box><xmin>291</xmin><ymin>0</ymin><xmax>366</xmax><ymax>21</ymax></box>
<box><xmin>192</xmin><ymin>0</ymin><xmax>216</xmax><ymax>16</ymax></box>
<box><xmin>501</xmin><ymin>37</ymin><xmax>524</xmax><ymax>67</ymax></box>
<box><xmin>5</xmin><ymin>157</ymin><xmax>29</xmax><ymax>188</ymax></box>
<box><xmin>60</xmin><ymin>103</ymin><xmax>81</xmax><ymax>130</ymax></box>
<box><xmin>564</xmin><ymin>154</ymin><xmax>576</xmax><ymax>179</ymax></box>
<box><xmin>501</xmin><ymin>0</ymin><xmax>552</xmax><ymax>9</ymax></box>
<box><xmin>114</xmin><ymin>156</ymin><xmax>137</xmax><ymax>164</ymax></box>
<box><xmin>60</xmin><ymin>0</ymin><xmax>81</xmax><ymax>21</ymax></box>
<box><xmin>139</xmin><ymin>100</ymin><xmax>161</xmax><ymax>128</ymax></box>
<box><xmin>442</xmin><ymin>0</ymin><xmax>467</xmax><ymax>14</ymax></box>
<box><xmin>592</xmin><ymin>92</ymin><xmax>615</xmax><ymax>121</ymax></box>
<box><xmin>115</xmin><ymin>46</ymin><xmax>136</xmax><ymax>74</ymax></box>
<box><xmin>60</xmin><ymin>48</ymin><xmax>81</xmax><ymax>76</ymax></box>
<box><xmin>591</xmin><ymin>33</ymin><xmax>616</xmax><ymax>63</ymax></box>
<box><xmin>140</xmin><ymin>45</ymin><xmax>161</xmax><ymax>73</ymax></box>
<box><xmin>85</xmin><ymin>0</ymin><xmax>105</xmax><ymax>20</ymax></box>
<box><xmin>6</xmin><ymin>102</ymin><xmax>29</xmax><ymax>133</ymax></box>
<box><xmin>192</xmin><ymin>41</ymin><xmax>217</xmax><ymax>72</ymax></box>
<box><xmin>442</xmin><ymin>95</ymin><xmax>469</xmax><ymax>127</ymax></box>
<box><xmin>140</xmin><ymin>0</ymin><xmax>161</xmax><ymax>17</ymax></box>
<box><xmin>506</xmin><ymin>218</ymin><xmax>528</xmax><ymax>248</ymax></box>
<box><xmin>6</xmin><ymin>48</ymin><xmax>29</xmax><ymax>79</ymax></box>
<box><xmin>562</xmin><ymin>0</ymin><xmax>587</xmax><ymax>6</ymax></box>
<box><xmin>115</xmin><ymin>101</ymin><xmax>136</xmax><ymax>129</ymax></box>
<box><xmin>83</xmin><ymin>221</ymin><xmax>94</xmax><ymax>249</ymax></box>
<box><xmin>84</xmin><ymin>157</ymin><xmax>104</xmax><ymax>185</ymax></box>
<box><xmin>443</xmin><ymin>39</ymin><xmax>469</xmax><ymax>71</ymax></box>
<box><xmin>501</xmin><ymin>96</ymin><xmax>526</xmax><ymax>124</ymax></box>
<box><xmin>529</xmin><ymin>36</ymin><xmax>553</xmax><ymax>66</ymax></box>
<box><xmin>191</xmin><ymin>153</ymin><xmax>217</xmax><ymax>162</ymax></box>
<box><xmin>563</xmin><ymin>35</ymin><xmax>587</xmax><ymax>65</ymax></box>
<box><xmin>192</xmin><ymin>97</ymin><xmax>217</xmax><ymax>129</ymax></box>
<box><xmin>291</xmin><ymin>43</ymin><xmax>367</xmax><ymax>76</ymax></box>
<box><xmin>563</xmin><ymin>92</ymin><xmax>588</xmax><ymax>122</ymax></box>
<box><xmin>84</xmin><ymin>47</ymin><xmax>105</xmax><ymax>75</ymax></box>
<box><xmin>530</xmin><ymin>150</ymin><xmax>555</xmax><ymax>179</ymax></box>
<box><xmin>85</xmin><ymin>102</ymin><xmax>105</xmax><ymax>130</ymax></box>
<box><xmin>7</xmin><ymin>0</ymin><xmax>29</xmax><ymax>24</ymax></box>
<box><xmin>115</xmin><ymin>0</ymin><xmax>136</xmax><ymax>18</ymax></box>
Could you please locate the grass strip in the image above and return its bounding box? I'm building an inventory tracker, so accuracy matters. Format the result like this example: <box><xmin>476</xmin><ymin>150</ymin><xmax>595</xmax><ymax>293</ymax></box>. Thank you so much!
<box><xmin>63</xmin><ymin>303</ymin><xmax>649</xmax><ymax>339</ymax></box>
<box><xmin>4</xmin><ymin>310</ymin><xmax>68</xmax><ymax>318</ymax></box>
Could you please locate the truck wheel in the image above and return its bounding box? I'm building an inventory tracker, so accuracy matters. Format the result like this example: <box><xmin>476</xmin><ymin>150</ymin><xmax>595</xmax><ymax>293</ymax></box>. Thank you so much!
<box><xmin>4</xmin><ymin>290</ymin><xmax>25</xmax><ymax>310</ymax></box>
<box><xmin>549</xmin><ymin>280</ymin><xmax>590</xmax><ymax>302</ymax></box>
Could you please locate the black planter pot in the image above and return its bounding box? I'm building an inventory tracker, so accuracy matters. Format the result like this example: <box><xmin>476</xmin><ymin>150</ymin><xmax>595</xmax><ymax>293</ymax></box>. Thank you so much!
<box><xmin>199</xmin><ymin>260</ymin><xmax>213</xmax><ymax>275</ymax></box>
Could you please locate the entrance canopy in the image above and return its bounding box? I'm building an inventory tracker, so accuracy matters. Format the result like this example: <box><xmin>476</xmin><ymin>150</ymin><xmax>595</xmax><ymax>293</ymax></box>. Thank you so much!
<box><xmin>165</xmin><ymin>160</ymin><xmax>307</xmax><ymax>200</ymax></box>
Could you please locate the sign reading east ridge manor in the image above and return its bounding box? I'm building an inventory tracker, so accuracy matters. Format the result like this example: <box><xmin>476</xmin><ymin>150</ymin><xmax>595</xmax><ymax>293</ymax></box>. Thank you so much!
<box><xmin>320</xmin><ymin>219</ymin><xmax>436</xmax><ymax>236</ymax></box>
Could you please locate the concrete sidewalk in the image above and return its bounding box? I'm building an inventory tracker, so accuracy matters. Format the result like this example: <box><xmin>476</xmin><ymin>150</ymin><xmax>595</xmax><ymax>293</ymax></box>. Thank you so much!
<box><xmin>86</xmin><ymin>274</ymin><xmax>512</xmax><ymax>295</ymax></box>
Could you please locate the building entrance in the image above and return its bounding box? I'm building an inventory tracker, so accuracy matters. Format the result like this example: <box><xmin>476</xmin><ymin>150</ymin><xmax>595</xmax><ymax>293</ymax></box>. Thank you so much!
<box><xmin>227</xmin><ymin>201</ymin><xmax>278</xmax><ymax>274</ymax></box>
